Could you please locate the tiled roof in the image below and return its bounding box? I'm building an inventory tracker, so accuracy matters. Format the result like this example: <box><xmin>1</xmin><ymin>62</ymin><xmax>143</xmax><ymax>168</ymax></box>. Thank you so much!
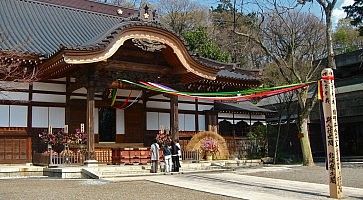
<box><xmin>214</xmin><ymin>101</ymin><xmax>275</xmax><ymax>113</ymax></box>
<box><xmin>217</xmin><ymin>69</ymin><xmax>260</xmax><ymax>81</ymax></box>
<box><xmin>34</xmin><ymin>0</ymin><xmax>137</xmax><ymax>17</ymax></box>
<box><xmin>0</xmin><ymin>0</ymin><xmax>122</xmax><ymax>57</ymax></box>
<box><xmin>0</xmin><ymin>0</ymin><xmax>261</xmax><ymax>82</ymax></box>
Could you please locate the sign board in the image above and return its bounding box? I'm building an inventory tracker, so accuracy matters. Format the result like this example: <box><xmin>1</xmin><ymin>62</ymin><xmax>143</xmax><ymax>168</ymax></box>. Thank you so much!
<box><xmin>321</xmin><ymin>68</ymin><xmax>343</xmax><ymax>199</ymax></box>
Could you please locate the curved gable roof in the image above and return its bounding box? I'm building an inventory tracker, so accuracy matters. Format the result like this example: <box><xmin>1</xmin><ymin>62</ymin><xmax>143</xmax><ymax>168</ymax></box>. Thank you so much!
<box><xmin>0</xmin><ymin>0</ymin><xmax>261</xmax><ymax>83</ymax></box>
<box><xmin>0</xmin><ymin>0</ymin><xmax>122</xmax><ymax>56</ymax></box>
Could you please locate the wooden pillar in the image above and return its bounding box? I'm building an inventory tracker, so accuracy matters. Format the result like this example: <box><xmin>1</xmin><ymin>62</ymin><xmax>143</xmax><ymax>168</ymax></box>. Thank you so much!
<box><xmin>65</xmin><ymin>76</ymin><xmax>71</xmax><ymax>125</ymax></box>
<box><xmin>205</xmin><ymin>110</ymin><xmax>218</xmax><ymax>133</ymax></box>
<box><xmin>86</xmin><ymin>85</ymin><xmax>95</xmax><ymax>161</ymax></box>
<box><xmin>195</xmin><ymin>99</ymin><xmax>199</xmax><ymax>132</ymax></box>
<box><xmin>170</xmin><ymin>95</ymin><xmax>179</xmax><ymax>141</ymax></box>
<box><xmin>85</xmin><ymin>68</ymin><xmax>97</xmax><ymax>164</ymax></box>
<box><xmin>27</xmin><ymin>83</ymin><xmax>33</xmax><ymax>131</ymax></box>
<box><xmin>27</xmin><ymin>83</ymin><xmax>33</xmax><ymax>162</ymax></box>
<box><xmin>142</xmin><ymin>90</ymin><xmax>147</xmax><ymax>146</ymax></box>
<box><xmin>321</xmin><ymin>68</ymin><xmax>343</xmax><ymax>199</ymax></box>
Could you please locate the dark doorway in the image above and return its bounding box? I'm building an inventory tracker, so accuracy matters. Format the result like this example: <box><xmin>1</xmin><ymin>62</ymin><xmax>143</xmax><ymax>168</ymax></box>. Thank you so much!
<box><xmin>99</xmin><ymin>107</ymin><xmax>116</xmax><ymax>142</ymax></box>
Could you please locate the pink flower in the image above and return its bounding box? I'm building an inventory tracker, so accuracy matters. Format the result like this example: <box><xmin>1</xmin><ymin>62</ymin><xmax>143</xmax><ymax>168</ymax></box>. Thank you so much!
<box><xmin>201</xmin><ymin>138</ymin><xmax>219</xmax><ymax>154</ymax></box>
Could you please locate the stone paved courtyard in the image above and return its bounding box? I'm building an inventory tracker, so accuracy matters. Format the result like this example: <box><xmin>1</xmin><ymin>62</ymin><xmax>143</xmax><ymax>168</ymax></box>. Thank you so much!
<box><xmin>1</xmin><ymin>164</ymin><xmax>363</xmax><ymax>200</ymax></box>
<box><xmin>0</xmin><ymin>179</ymin><xmax>238</xmax><ymax>200</ymax></box>
<box><xmin>243</xmin><ymin>163</ymin><xmax>363</xmax><ymax>188</ymax></box>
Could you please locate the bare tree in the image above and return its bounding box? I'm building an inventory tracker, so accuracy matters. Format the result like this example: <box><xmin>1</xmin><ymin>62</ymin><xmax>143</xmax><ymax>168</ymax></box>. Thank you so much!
<box><xmin>299</xmin><ymin>0</ymin><xmax>337</xmax><ymax>69</ymax></box>
<box><xmin>96</xmin><ymin>0</ymin><xmax>138</xmax><ymax>8</ymax></box>
<box><xmin>158</xmin><ymin>0</ymin><xmax>209</xmax><ymax>35</ymax></box>
<box><xmin>233</xmin><ymin>0</ymin><xmax>326</xmax><ymax>166</ymax></box>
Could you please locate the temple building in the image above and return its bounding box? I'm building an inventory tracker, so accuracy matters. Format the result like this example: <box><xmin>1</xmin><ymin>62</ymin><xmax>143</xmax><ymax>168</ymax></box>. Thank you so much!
<box><xmin>0</xmin><ymin>0</ymin><xmax>273</xmax><ymax>164</ymax></box>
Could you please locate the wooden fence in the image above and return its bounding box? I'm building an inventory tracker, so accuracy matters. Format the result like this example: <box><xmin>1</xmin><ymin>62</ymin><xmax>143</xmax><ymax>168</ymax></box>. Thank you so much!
<box><xmin>33</xmin><ymin>148</ymin><xmax>201</xmax><ymax>166</ymax></box>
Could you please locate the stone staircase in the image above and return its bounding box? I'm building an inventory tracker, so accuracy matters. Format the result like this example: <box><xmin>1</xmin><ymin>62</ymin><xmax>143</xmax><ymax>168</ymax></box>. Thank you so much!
<box><xmin>0</xmin><ymin>159</ymin><xmax>262</xmax><ymax>179</ymax></box>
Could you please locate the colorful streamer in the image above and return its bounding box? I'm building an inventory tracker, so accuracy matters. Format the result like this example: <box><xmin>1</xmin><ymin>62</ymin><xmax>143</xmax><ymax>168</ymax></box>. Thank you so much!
<box><xmin>120</xmin><ymin>79</ymin><xmax>315</xmax><ymax>101</ymax></box>
<box><xmin>110</xmin><ymin>88</ymin><xmax>117</xmax><ymax>106</ymax></box>
<box><xmin>113</xmin><ymin>90</ymin><xmax>133</xmax><ymax>109</ymax></box>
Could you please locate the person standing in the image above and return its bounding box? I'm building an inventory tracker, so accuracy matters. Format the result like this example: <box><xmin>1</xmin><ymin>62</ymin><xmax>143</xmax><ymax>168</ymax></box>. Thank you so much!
<box><xmin>163</xmin><ymin>143</ymin><xmax>172</xmax><ymax>173</ymax></box>
<box><xmin>150</xmin><ymin>140</ymin><xmax>160</xmax><ymax>173</ymax></box>
<box><xmin>175</xmin><ymin>139</ymin><xmax>182</xmax><ymax>161</ymax></box>
<box><xmin>171</xmin><ymin>141</ymin><xmax>181</xmax><ymax>172</ymax></box>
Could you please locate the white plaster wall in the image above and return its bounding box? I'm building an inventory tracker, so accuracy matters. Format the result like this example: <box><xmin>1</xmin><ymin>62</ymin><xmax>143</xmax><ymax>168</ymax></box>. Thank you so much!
<box><xmin>0</xmin><ymin>81</ymin><xmax>29</xmax><ymax>89</ymax></box>
<box><xmin>178</xmin><ymin>103</ymin><xmax>195</xmax><ymax>111</ymax></box>
<box><xmin>116</xmin><ymin>109</ymin><xmax>125</xmax><ymax>134</ymax></box>
<box><xmin>251</xmin><ymin>114</ymin><xmax>266</xmax><ymax>120</ymax></box>
<box><xmin>0</xmin><ymin>105</ymin><xmax>10</xmax><ymax>127</ymax></box>
<box><xmin>32</xmin><ymin>107</ymin><xmax>49</xmax><ymax>127</ymax></box>
<box><xmin>33</xmin><ymin>94</ymin><xmax>66</xmax><ymax>103</ymax></box>
<box><xmin>150</xmin><ymin>94</ymin><xmax>168</xmax><ymax>100</ymax></box>
<box><xmin>159</xmin><ymin>113</ymin><xmax>170</xmax><ymax>130</ymax></box>
<box><xmin>198</xmin><ymin>104</ymin><xmax>213</xmax><ymax>111</ymax></box>
<box><xmin>49</xmin><ymin>107</ymin><xmax>65</xmax><ymax>128</ymax></box>
<box><xmin>178</xmin><ymin>96</ymin><xmax>195</xmax><ymax>102</ymax></box>
<box><xmin>184</xmin><ymin>114</ymin><xmax>195</xmax><ymax>131</ymax></box>
<box><xmin>116</xmin><ymin>89</ymin><xmax>142</xmax><ymax>97</ymax></box>
<box><xmin>146</xmin><ymin>112</ymin><xmax>159</xmax><ymax>130</ymax></box>
<box><xmin>33</xmin><ymin>82</ymin><xmax>66</xmax><ymax>92</ymax></box>
<box><xmin>234</xmin><ymin>113</ymin><xmax>250</xmax><ymax>118</ymax></box>
<box><xmin>146</xmin><ymin>101</ymin><xmax>170</xmax><ymax>109</ymax></box>
<box><xmin>9</xmin><ymin>105</ymin><xmax>27</xmax><ymax>127</ymax></box>
<box><xmin>178</xmin><ymin>114</ymin><xmax>185</xmax><ymax>131</ymax></box>
<box><xmin>94</xmin><ymin>108</ymin><xmax>99</xmax><ymax>134</ymax></box>
<box><xmin>218</xmin><ymin>113</ymin><xmax>233</xmax><ymax>118</ymax></box>
<box><xmin>70</xmin><ymin>96</ymin><xmax>87</xmax><ymax>100</ymax></box>
<box><xmin>198</xmin><ymin>115</ymin><xmax>205</xmax><ymax>131</ymax></box>
<box><xmin>0</xmin><ymin>91</ymin><xmax>28</xmax><ymax>101</ymax></box>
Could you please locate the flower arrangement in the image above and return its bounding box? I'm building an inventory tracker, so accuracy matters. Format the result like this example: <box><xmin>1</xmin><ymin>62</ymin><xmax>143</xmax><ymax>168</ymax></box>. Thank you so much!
<box><xmin>38</xmin><ymin>128</ymin><xmax>87</xmax><ymax>145</ymax></box>
<box><xmin>38</xmin><ymin>129</ymin><xmax>63</xmax><ymax>145</ymax></box>
<box><xmin>156</xmin><ymin>128</ymin><xmax>171</xmax><ymax>144</ymax></box>
<box><xmin>200</xmin><ymin>138</ymin><xmax>219</xmax><ymax>155</ymax></box>
<box><xmin>71</xmin><ymin>128</ymin><xmax>87</xmax><ymax>145</ymax></box>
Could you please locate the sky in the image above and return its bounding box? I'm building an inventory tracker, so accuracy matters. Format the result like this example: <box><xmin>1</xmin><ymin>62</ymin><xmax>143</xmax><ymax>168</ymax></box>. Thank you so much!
<box><xmin>128</xmin><ymin>0</ymin><xmax>354</xmax><ymax>28</ymax></box>
<box><xmin>333</xmin><ymin>0</ymin><xmax>354</xmax><ymax>25</ymax></box>
<box><xmin>200</xmin><ymin>0</ymin><xmax>353</xmax><ymax>28</ymax></box>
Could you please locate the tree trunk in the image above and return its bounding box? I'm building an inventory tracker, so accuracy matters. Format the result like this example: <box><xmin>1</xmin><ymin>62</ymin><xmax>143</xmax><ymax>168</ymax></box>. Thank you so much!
<box><xmin>325</xmin><ymin>9</ymin><xmax>336</xmax><ymax>69</ymax></box>
<box><xmin>297</xmin><ymin>88</ymin><xmax>315</xmax><ymax>166</ymax></box>
<box><xmin>299</xmin><ymin>117</ymin><xmax>314</xmax><ymax>166</ymax></box>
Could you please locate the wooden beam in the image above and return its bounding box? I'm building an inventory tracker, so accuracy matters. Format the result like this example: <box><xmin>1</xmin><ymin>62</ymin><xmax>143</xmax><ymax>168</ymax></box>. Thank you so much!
<box><xmin>97</xmin><ymin>60</ymin><xmax>173</xmax><ymax>74</ymax></box>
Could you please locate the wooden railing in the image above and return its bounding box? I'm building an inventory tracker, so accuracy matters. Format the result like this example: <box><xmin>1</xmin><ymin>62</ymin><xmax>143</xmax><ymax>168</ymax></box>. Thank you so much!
<box><xmin>182</xmin><ymin>150</ymin><xmax>200</xmax><ymax>161</ymax></box>
<box><xmin>95</xmin><ymin>148</ymin><xmax>112</xmax><ymax>164</ymax></box>
<box><xmin>224</xmin><ymin>137</ymin><xmax>266</xmax><ymax>158</ymax></box>
<box><xmin>32</xmin><ymin>152</ymin><xmax>85</xmax><ymax>166</ymax></box>
<box><xmin>33</xmin><ymin>148</ymin><xmax>201</xmax><ymax>166</ymax></box>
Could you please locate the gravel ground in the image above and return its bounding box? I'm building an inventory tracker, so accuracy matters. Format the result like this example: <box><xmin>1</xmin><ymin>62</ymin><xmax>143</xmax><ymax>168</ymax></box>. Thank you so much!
<box><xmin>0</xmin><ymin>179</ymin><xmax>239</xmax><ymax>200</ymax></box>
<box><xmin>244</xmin><ymin>163</ymin><xmax>363</xmax><ymax>188</ymax></box>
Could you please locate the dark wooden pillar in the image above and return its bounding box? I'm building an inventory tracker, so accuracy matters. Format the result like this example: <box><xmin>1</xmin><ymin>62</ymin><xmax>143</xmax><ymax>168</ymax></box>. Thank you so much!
<box><xmin>142</xmin><ymin>90</ymin><xmax>147</xmax><ymax>145</ymax></box>
<box><xmin>86</xmin><ymin>69</ymin><xmax>96</xmax><ymax>162</ymax></box>
<box><xmin>27</xmin><ymin>83</ymin><xmax>33</xmax><ymax>132</ymax></box>
<box><xmin>205</xmin><ymin>110</ymin><xmax>218</xmax><ymax>133</ymax></box>
<box><xmin>65</xmin><ymin>76</ymin><xmax>71</xmax><ymax>125</ymax></box>
<box><xmin>195</xmin><ymin>99</ymin><xmax>199</xmax><ymax>132</ymax></box>
<box><xmin>170</xmin><ymin>95</ymin><xmax>179</xmax><ymax>140</ymax></box>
